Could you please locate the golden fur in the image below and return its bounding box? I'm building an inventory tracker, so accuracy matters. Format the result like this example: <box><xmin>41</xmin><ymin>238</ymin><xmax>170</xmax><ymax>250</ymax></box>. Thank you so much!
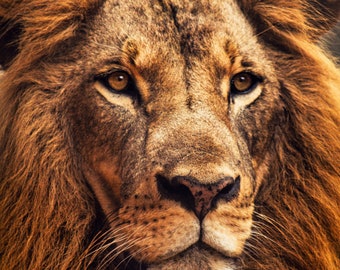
<box><xmin>0</xmin><ymin>0</ymin><xmax>339</xmax><ymax>269</ymax></box>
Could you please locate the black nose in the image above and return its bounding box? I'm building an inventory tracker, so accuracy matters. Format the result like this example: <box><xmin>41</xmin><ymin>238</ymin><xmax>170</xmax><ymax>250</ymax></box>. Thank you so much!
<box><xmin>157</xmin><ymin>175</ymin><xmax>240</xmax><ymax>218</ymax></box>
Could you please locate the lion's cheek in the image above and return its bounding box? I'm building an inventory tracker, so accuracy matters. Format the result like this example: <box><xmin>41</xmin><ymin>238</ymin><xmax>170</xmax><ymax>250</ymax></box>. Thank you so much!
<box><xmin>83</xmin><ymin>158</ymin><xmax>122</xmax><ymax>215</ymax></box>
<box><xmin>116</xmin><ymin>202</ymin><xmax>199</xmax><ymax>262</ymax></box>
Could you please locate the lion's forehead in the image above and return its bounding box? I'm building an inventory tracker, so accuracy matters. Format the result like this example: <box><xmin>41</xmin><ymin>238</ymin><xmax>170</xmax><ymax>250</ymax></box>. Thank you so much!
<box><xmin>88</xmin><ymin>0</ymin><xmax>269</xmax><ymax>78</ymax></box>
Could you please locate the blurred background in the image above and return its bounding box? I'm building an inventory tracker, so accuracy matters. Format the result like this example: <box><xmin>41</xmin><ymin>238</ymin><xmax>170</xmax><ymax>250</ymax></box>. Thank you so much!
<box><xmin>326</xmin><ymin>23</ymin><xmax>340</xmax><ymax>61</ymax></box>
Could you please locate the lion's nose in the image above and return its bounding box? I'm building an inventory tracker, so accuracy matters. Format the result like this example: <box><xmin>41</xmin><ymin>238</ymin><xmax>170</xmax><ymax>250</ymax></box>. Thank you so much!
<box><xmin>157</xmin><ymin>175</ymin><xmax>240</xmax><ymax>219</ymax></box>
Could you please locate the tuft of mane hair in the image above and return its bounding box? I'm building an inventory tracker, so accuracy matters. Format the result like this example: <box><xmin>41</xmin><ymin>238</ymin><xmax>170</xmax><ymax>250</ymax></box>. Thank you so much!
<box><xmin>0</xmin><ymin>0</ymin><xmax>339</xmax><ymax>269</ymax></box>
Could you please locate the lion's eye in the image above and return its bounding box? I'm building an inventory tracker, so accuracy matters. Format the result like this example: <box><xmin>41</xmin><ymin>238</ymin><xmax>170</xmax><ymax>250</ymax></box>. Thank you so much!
<box><xmin>96</xmin><ymin>69</ymin><xmax>141</xmax><ymax>102</ymax></box>
<box><xmin>105</xmin><ymin>71</ymin><xmax>130</xmax><ymax>92</ymax></box>
<box><xmin>230</xmin><ymin>72</ymin><xmax>260</xmax><ymax>94</ymax></box>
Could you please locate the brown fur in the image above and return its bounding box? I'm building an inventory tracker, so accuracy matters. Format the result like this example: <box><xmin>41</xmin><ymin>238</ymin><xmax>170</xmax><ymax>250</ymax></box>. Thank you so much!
<box><xmin>0</xmin><ymin>0</ymin><xmax>339</xmax><ymax>269</ymax></box>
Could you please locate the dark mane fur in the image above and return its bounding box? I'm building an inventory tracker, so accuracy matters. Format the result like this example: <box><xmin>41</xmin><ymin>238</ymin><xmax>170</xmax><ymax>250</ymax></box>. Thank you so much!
<box><xmin>0</xmin><ymin>0</ymin><xmax>339</xmax><ymax>269</ymax></box>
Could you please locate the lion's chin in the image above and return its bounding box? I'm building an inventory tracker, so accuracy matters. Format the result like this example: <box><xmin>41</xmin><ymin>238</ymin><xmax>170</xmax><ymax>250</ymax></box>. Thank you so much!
<box><xmin>146</xmin><ymin>243</ymin><xmax>238</xmax><ymax>270</ymax></box>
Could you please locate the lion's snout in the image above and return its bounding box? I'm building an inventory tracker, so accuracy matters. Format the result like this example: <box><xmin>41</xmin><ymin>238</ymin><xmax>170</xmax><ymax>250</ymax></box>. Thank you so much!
<box><xmin>157</xmin><ymin>174</ymin><xmax>240</xmax><ymax>219</ymax></box>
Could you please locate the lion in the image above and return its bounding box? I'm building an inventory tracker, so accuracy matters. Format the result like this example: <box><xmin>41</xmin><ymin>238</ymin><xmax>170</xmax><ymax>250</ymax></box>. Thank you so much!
<box><xmin>0</xmin><ymin>0</ymin><xmax>339</xmax><ymax>269</ymax></box>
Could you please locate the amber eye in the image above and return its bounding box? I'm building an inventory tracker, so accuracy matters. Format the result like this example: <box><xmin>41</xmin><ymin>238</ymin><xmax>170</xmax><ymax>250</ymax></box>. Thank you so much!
<box><xmin>230</xmin><ymin>72</ymin><xmax>260</xmax><ymax>94</ymax></box>
<box><xmin>105</xmin><ymin>71</ymin><xmax>130</xmax><ymax>92</ymax></box>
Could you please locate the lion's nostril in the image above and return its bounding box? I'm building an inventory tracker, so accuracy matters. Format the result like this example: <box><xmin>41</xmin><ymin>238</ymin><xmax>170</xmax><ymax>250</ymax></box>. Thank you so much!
<box><xmin>156</xmin><ymin>174</ymin><xmax>240</xmax><ymax>219</ymax></box>
<box><xmin>214</xmin><ymin>175</ymin><xmax>240</xmax><ymax>203</ymax></box>
<box><xmin>156</xmin><ymin>175</ymin><xmax>196</xmax><ymax>212</ymax></box>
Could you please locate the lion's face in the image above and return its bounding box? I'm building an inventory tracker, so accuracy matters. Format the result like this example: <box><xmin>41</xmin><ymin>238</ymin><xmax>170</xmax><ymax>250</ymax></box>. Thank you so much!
<box><xmin>62</xmin><ymin>0</ymin><xmax>284</xmax><ymax>269</ymax></box>
<box><xmin>1</xmin><ymin>0</ymin><xmax>340</xmax><ymax>269</ymax></box>
<box><xmin>61</xmin><ymin>1</ymin><xmax>283</xmax><ymax>268</ymax></box>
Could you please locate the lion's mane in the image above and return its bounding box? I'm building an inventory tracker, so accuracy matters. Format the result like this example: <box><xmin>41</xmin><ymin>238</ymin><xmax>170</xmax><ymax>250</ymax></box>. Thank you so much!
<box><xmin>0</xmin><ymin>0</ymin><xmax>339</xmax><ymax>269</ymax></box>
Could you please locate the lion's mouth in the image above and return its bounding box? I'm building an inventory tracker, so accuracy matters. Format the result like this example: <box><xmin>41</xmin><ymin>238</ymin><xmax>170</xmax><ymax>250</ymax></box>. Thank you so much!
<box><xmin>107</xmin><ymin>187</ymin><xmax>253</xmax><ymax>268</ymax></box>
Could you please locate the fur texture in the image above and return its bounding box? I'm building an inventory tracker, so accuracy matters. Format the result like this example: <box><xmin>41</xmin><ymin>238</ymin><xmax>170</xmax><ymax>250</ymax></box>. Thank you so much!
<box><xmin>0</xmin><ymin>0</ymin><xmax>339</xmax><ymax>269</ymax></box>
